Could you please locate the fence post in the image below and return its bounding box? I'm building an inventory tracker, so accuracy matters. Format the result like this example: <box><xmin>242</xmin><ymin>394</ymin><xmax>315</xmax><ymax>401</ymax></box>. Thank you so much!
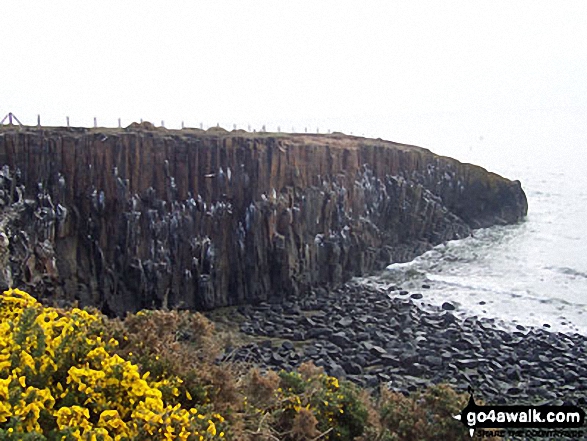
<box><xmin>12</xmin><ymin>114</ymin><xmax>23</xmax><ymax>127</ymax></box>
<box><xmin>94</xmin><ymin>117</ymin><xmax>97</xmax><ymax>128</ymax></box>
<box><xmin>200</xmin><ymin>122</ymin><xmax>203</xmax><ymax>129</ymax></box>
<box><xmin>0</xmin><ymin>113</ymin><xmax>23</xmax><ymax>128</ymax></box>
<box><xmin>182</xmin><ymin>121</ymin><xmax>185</xmax><ymax>129</ymax></box>
<box><xmin>37</xmin><ymin>115</ymin><xmax>41</xmax><ymax>128</ymax></box>
<box><xmin>66</xmin><ymin>116</ymin><xmax>70</xmax><ymax>128</ymax></box>
<box><xmin>161</xmin><ymin>120</ymin><xmax>165</xmax><ymax>127</ymax></box>
<box><xmin>118</xmin><ymin>118</ymin><xmax>121</xmax><ymax>128</ymax></box>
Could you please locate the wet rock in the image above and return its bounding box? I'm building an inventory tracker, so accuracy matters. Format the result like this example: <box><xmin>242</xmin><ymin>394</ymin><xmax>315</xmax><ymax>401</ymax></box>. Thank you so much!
<box><xmin>338</xmin><ymin>317</ymin><xmax>353</xmax><ymax>327</ymax></box>
<box><xmin>301</xmin><ymin>316</ymin><xmax>318</xmax><ymax>327</ymax></box>
<box><xmin>380</xmin><ymin>354</ymin><xmax>398</xmax><ymax>367</ymax></box>
<box><xmin>364</xmin><ymin>343</ymin><xmax>387</xmax><ymax>357</ymax></box>
<box><xmin>224</xmin><ymin>280</ymin><xmax>587</xmax><ymax>406</ymax></box>
<box><xmin>441</xmin><ymin>302</ymin><xmax>456</xmax><ymax>311</ymax></box>
<box><xmin>328</xmin><ymin>363</ymin><xmax>346</xmax><ymax>379</ymax></box>
<box><xmin>405</xmin><ymin>363</ymin><xmax>426</xmax><ymax>376</ymax></box>
<box><xmin>307</xmin><ymin>327</ymin><xmax>332</xmax><ymax>339</ymax></box>
<box><xmin>356</xmin><ymin>332</ymin><xmax>371</xmax><ymax>342</ymax></box>
<box><xmin>354</xmin><ymin>354</ymin><xmax>367</xmax><ymax>367</ymax></box>
<box><xmin>423</xmin><ymin>355</ymin><xmax>443</xmax><ymax>367</ymax></box>
<box><xmin>456</xmin><ymin>359</ymin><xmax>479</xmax><ymax>369</ymax></box>
<box><xmin>330</xmin><ymin>331</ymin><xmax>352</xmax><ymax>349</ymax></box>
<box><xmin>260</xmin><ymin>340</ymin><xmax>273</xmax><ymax>349</ymax></box>
<box><xmin>342</xmin><ymin>361</ymin><xmax>363</xmax><ymax>375</ymax></box>
<box><xmin>292</xmin><ymin>330</ymin><xmax>305</xmax><ymax>341</ymax></box>
<box><xmin>281</xmin><ymin>341</ymin><xmax>294</xmax><ymax>351</ymax></box>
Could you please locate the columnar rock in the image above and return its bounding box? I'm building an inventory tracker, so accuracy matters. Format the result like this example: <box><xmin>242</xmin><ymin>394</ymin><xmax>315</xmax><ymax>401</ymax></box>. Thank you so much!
<box><xmin>0</xmin><ymin>125</ymin><xmax>527</xmax><ymax>315</ymax></box>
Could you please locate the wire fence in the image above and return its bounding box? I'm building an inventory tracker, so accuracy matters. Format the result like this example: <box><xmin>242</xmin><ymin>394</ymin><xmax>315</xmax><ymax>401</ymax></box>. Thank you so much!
<box><xmin>0</xmin><ymin>112</ymin><xmax>349</xmax><ymax>135</ymax></box>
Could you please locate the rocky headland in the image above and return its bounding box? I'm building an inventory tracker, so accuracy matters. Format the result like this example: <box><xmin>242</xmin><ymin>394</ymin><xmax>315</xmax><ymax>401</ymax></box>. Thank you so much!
<box><xmin>1</xmin><ymin>122</ymin><xmax>583</xmax><ymax>410</ymax></box>
<box><xmin>0</xmin><ymin>123</ymin><xmax>527</xmax><ymax>315</ymax></box>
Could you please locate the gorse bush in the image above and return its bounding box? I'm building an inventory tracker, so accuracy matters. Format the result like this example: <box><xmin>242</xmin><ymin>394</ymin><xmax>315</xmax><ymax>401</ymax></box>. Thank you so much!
<box><xmin>100</xmin><ymin>308</ymin><xmax>239</xmax><ymax>410</ymax></box>
<box><xmin>0</xmin><ymin>288</ymin><xmax>488</xmax><ymax>440</ymax></box>
<box><xmin>275</xmin><ymin>368</ymin><xmax>368</xmax><ymax>440</ymax></box>
<box><xmin>377</xmin><ymin>384</ymin><xmax>501</xmax><ymax>441</ymax></box>
<box><xmin>0</xmin><ymin>288</ymin><xmax>226</xmax><ymax>440</ymax></box>
<box><xmin>239</xmin><ymin>365</ymin><xmax>368</xmax><ymax>440</ymax></box>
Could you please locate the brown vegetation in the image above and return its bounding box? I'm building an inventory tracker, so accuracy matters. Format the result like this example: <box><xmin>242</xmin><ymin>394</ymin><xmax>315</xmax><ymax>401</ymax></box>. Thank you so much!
<box><xmin>94</xmin><ymin>308</ymin><xmax>501</xmax><ymax>441</ymax></box>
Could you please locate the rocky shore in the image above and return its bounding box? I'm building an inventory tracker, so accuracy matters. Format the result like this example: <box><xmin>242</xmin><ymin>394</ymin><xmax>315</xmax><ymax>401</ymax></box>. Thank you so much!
<box><xmin>219</xmin><ymin>280</ymin><xmax>587</xmax><ymax>406</ymax></box>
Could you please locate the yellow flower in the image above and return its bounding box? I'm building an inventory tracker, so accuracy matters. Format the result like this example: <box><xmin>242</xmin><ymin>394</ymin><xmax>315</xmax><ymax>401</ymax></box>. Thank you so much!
<box><xmin>0</xmin><ymin>288</ymin><xmax>227</xmax><ymax>438</ymax></box>
<box><xmin>99</xmin><ymin>409</ymin><xmax>128</xmax><ymax>432</ymax></box>
<box><xmin>207</xmin><ymin>420</ymin><xmax>217</xmax><ymax>436</ymax></box>
<box><xmin>0</xmin><ymin>400</ymin><xmax>12</xmax><ymax>423</ymax></box>
<box><xmin>55</xmin><ymin>405</ymin><xmax>91</xmax><ymax>431</ymax></box>
<box><xmin>327</xmin><ymin>376</ymin><xmax>339</xmax><ymax>389</ymax></box>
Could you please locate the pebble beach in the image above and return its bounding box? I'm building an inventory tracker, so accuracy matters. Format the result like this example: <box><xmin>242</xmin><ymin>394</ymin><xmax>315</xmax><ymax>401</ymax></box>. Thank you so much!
<box><xmin>221</xmin><ymin>280</ymin><xmax>587</xmax><ymax>407</ymax></box>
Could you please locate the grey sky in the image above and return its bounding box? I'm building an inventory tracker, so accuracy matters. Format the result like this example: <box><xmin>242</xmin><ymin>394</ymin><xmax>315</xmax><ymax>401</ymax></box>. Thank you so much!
<box><xmin>2</xmin><ymin>1</ymin><xmax>586</xmax><ymax>162</ymax></box>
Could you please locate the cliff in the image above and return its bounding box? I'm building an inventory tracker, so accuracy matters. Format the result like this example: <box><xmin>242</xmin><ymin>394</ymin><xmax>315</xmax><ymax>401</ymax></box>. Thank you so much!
<box><xmin>0</xmin><ymin>124</ymin><xmax>527</xmax><ymax>315</ymax></box>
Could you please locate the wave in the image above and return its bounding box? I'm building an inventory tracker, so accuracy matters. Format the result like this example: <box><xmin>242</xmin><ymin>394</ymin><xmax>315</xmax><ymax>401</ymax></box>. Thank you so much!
<box><xmin>380</xmin><ymin>223</ymin><xmax>523</xmax><ymax>282</ymax></box>
<box><xmin>427</xmin><ymin>274</ymin><xmax>585</xmax><ymax>307</ymax></box>
<box><xmin>368</xmin><ymin>218</ymin><xmax>587</xmax><ymax>335</ymax></box>
<box><xmin>548</xmin><ymin>266</ymin><xmax>587</xmax><ymax>280</ymax></box>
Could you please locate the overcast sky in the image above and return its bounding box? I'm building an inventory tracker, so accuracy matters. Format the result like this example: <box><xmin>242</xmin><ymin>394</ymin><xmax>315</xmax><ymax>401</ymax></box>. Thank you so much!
<box><xmin>2</xmin><ymin>1</ymin><xmax>586</xmax><ymax>164</ymax></box>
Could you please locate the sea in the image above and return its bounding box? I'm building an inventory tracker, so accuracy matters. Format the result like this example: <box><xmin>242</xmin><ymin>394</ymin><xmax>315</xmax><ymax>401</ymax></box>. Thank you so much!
<box><xmin>359</xmin><ymin>109</ymin><xmax>587</xmax><ymax>336</ymax></box>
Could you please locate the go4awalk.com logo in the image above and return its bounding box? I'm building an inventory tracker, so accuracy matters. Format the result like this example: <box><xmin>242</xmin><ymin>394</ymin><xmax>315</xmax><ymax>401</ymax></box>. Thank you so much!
<box><xmin>453</xmin><ymin>388</ymin><xmax>585</xmax><ymax>438</ymax></box>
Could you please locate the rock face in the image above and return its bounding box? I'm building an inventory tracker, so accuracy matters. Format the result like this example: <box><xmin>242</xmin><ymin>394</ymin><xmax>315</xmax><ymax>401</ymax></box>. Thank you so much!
<box><xmin>0</xmin><ymin>125</ymin><xmax>527</xmax><ymax>315</ymax></box>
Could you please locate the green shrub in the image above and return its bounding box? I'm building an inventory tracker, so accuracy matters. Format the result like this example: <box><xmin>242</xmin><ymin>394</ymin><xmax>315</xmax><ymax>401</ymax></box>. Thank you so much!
<box><xmin>378</xmin><ymin>384</ymin><xmax>500</xmax><ymax>441</ymax></box>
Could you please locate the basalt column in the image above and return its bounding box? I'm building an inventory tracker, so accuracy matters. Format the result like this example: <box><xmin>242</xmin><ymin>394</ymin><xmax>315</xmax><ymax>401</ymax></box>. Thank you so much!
<box><xmin>0</xmin><ymin>127</ymin><xmax>527</xmax><ymax>315</ymax></box>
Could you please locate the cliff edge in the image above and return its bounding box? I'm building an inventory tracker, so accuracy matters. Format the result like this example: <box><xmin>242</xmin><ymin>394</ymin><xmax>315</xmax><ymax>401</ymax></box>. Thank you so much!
<box><xmin>0</xmin><ymin>125</ymin><xmax>527</xmax><ymax>315</ymax></box>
